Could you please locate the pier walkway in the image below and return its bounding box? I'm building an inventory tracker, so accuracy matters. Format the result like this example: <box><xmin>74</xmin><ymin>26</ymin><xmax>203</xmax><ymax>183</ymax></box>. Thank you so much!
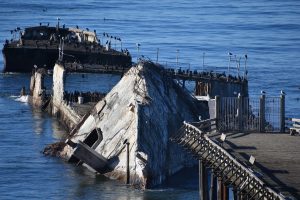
<box><xmin>64</xmin><ymin>61</ymin><xmax>246</xmax><ymax>84</ymax></box>
<box><xmin>171</xmin><ymin>120</ymin><xmax>299</xmax><ymax>200</ymax></box>
<box><xmin>223</xmin><ymin>132</ymin><xmax>300</xmax><ymax>199</ymax></box>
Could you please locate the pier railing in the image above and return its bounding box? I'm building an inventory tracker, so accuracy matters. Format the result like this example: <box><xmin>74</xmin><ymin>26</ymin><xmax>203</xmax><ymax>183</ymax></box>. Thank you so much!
<box><xmin>214</xmin><ymin>93</ymin><xmax>285</xmax><ymax>133</ymax></box>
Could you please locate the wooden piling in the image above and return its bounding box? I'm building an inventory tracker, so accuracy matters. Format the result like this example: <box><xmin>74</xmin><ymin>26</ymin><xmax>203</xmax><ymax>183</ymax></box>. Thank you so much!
<box><xmin>199</xmin><ymin>160</ymin><xmax>207</xmax><ymax>200</ymax></box>
<box><xmin>217</xmin><ymin>177</ymin><xmax>222</xmax><ymax>200</ymax></box>
<box><xmin>222</xmin><ymin>183</ymin><xmax>228</xmax><ymax>200</ymax></box>
<box><xmin>233</xmin><ymin>188</ymin><xmax>238</xmax><ymax>200</ymax></box>
<box><xmin>209</xmin><ymin>169</ymin><xmax>215</xmax><ymax>200</ymax></box>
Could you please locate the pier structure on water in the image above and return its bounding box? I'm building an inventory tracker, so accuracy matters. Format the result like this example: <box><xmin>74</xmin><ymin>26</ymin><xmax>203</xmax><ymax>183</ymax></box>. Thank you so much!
<box><xmin>171</xmin><ymin>88</ymin><xmax>300</xmax><ymax>199</ymax></box>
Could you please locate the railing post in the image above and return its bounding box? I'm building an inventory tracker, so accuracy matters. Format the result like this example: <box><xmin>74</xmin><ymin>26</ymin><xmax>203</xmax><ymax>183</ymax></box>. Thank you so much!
<box><xmin>238</xmin><ymin>93</ymin><xmax>243</xmax><ymax>132</ymax></box>
<box><xmin>259</xmin><ymin>93</ymin><xmax>266</xmax><ymax>133</ymax></box>
<box><xmin>280</xmin><ymin>91</ymin><xmax>286</xmax><ymax>133</ymax></box>
<box><xmin>215</xmin><ymin>95</ymin><xmax>220</xmax><ymax>131</ymax></box>
<box><xmin>199</xmin><ymin>160</ymin><xmax>204</xmax><ymax>200</ymax></box>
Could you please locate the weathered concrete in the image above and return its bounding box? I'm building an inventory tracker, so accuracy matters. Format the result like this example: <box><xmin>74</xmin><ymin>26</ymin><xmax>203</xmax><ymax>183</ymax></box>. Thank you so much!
<box><xmin>62</xmin><ymin>61</ymin><xmax>208</xmax><ymax>189</ymax></box>
<box><xmin>51</xmin><ymin>63</ymin><xmax>81</xmax><ymax>130</ymax></box>
<box><xmin>28</xmin><ymin>69</ymin><xmax>46</xmax><ymax>106</ymax></box>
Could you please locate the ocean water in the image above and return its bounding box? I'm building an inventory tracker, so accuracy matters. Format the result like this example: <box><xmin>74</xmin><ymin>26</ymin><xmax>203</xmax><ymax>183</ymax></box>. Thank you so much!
<box><xmin>0</xmin><ymin>0</ymin><xmax>300</xmax><ymax>199</ymax></box>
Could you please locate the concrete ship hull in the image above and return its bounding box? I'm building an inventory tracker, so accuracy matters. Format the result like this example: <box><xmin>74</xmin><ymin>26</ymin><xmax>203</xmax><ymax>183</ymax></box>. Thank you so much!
<box><xmin>2</xmin><ymin>46</ymin><xmax>132</xmax><ymax>73</ymax></box>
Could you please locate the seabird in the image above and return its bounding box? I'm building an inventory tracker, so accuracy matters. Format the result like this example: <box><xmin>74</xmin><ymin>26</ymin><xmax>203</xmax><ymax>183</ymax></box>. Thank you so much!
<box><xmin>261</xmin><ymin>90</ymin><xmax>266</xmax><ymax>94</ymax></box>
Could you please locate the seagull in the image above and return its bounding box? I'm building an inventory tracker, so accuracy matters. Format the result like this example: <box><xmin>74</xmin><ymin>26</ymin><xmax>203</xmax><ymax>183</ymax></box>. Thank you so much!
<box><xmin>261</xmin><ymin>90</ymin><xmax>266</xmax><ymax>94</ymax></box>
<box><xmin>228</xmin><ymin>52</ymin><xmax>233</xmax><ymax>56</ymax></box>
<box><xmin>281</xmin><ymin>90</ymin><xmax>286</xmax><ymax>95</ymax></box>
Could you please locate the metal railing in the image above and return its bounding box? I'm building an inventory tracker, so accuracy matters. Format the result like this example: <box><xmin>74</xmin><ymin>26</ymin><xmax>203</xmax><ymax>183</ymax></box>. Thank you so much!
<box><xmin>215</xmin><ymin>93</ymin><xmax>285</xmax><ymax>133</ymax></box>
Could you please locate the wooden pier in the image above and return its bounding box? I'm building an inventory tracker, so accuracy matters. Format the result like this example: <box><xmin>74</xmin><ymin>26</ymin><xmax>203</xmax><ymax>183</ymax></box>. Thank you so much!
<box><xmin>171</xmin><ymin>120</ymin><xmax>299</xmax><ymax>200</ymax></box>
<box><xmin>62</xmin><ymin>60</ymin><xmax>248</xmax><ymax>98</ymax></box>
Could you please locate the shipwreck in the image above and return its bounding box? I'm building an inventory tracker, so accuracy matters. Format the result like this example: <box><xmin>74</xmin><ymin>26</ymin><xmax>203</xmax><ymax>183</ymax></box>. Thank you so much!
<box><xmin>27</xmin><ymin>54</ymin><xmax>248</xmax><ymax>189</ymax></box>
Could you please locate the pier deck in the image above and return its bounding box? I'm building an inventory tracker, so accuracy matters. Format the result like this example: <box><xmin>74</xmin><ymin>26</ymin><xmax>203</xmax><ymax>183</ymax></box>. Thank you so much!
<box><xmin>223</xmin><ymin>133</ymin><xmax>300</xmax><ymax>199</ymax></box>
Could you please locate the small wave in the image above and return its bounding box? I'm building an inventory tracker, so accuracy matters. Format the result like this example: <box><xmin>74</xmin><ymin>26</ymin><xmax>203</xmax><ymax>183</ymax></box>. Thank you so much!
<box><xmin>13</xmin><ymin>95</ymin><xmax>29</xmax><ymax>103</ymax></box>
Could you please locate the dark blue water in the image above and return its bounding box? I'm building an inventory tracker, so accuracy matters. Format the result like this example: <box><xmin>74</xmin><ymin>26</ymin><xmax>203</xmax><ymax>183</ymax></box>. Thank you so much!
<box><xmin>1</xmin><ymin>0</ymin><xmax>300</xmax><ymax>199</ymax></box>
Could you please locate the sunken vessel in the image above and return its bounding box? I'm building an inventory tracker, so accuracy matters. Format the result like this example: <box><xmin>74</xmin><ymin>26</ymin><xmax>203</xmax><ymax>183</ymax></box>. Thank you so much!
<box><xmin>2</xmin><ymin>22</ymin><xmax>132</xmax><ymax>72</ymax></box>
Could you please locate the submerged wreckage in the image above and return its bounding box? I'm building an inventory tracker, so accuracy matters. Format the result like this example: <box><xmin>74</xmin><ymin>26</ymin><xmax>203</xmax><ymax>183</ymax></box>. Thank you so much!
<box><xmin>27</xmin><ymin>56</ymin><xmax>249</xmax><ymax>189</ymax></box>
<box><xmin>30</xmin><ymin>61</ymin><xmax>208</xmax><ymax>188</ymax></box>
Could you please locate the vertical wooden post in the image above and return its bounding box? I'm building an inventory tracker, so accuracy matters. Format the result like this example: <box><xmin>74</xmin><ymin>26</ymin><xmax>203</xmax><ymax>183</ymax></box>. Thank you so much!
<box><xmin>237</xmin><ymin>93</ymin><xmax>243</xmax><ymax>132</ymax></box>
<box><xmin>199</xmin><ymin>160</ymin><xmax>204</xmax><ymax>200</ymax></box>
<box><xmin>209</xmin><ymin>170</ymin><xmax>215</xmax><ymax>200</ymax></box>
<box><xmin>259</xmin><ymin>94</ymin><xmax>266</xmax><ymax>133</ymax></box>
<box><xmin>280</xmin><ymin>91</ymin><xmax>285</xmax><ymax>133</ymax></box>
<box><xmin>199</xmin><ymin>160</ymin><xmax>207</xmax><ymax>200</ymax></box>
<box><xmin>233</xmin><ymin>188</ymin><xmax>238</xmax><ymax>200</ymax></box>
<box><xmin>222</xmin><ymin>183</ymin><xmax>229</xmax><ymax>200</ymax></box>
<box><xmin>215</xmin><ymin>95</ymin><xmax>220</xmax><ymax>131</ymax></box>
<box><xmin>126</xmin><ymin>142</ymin><xmax>130</xmax><ymax>184</ymax></box>
<box><xmin>217</xmin><ymin>177</ymin><xmax>222</xmax><ymax>200</ymax></box>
